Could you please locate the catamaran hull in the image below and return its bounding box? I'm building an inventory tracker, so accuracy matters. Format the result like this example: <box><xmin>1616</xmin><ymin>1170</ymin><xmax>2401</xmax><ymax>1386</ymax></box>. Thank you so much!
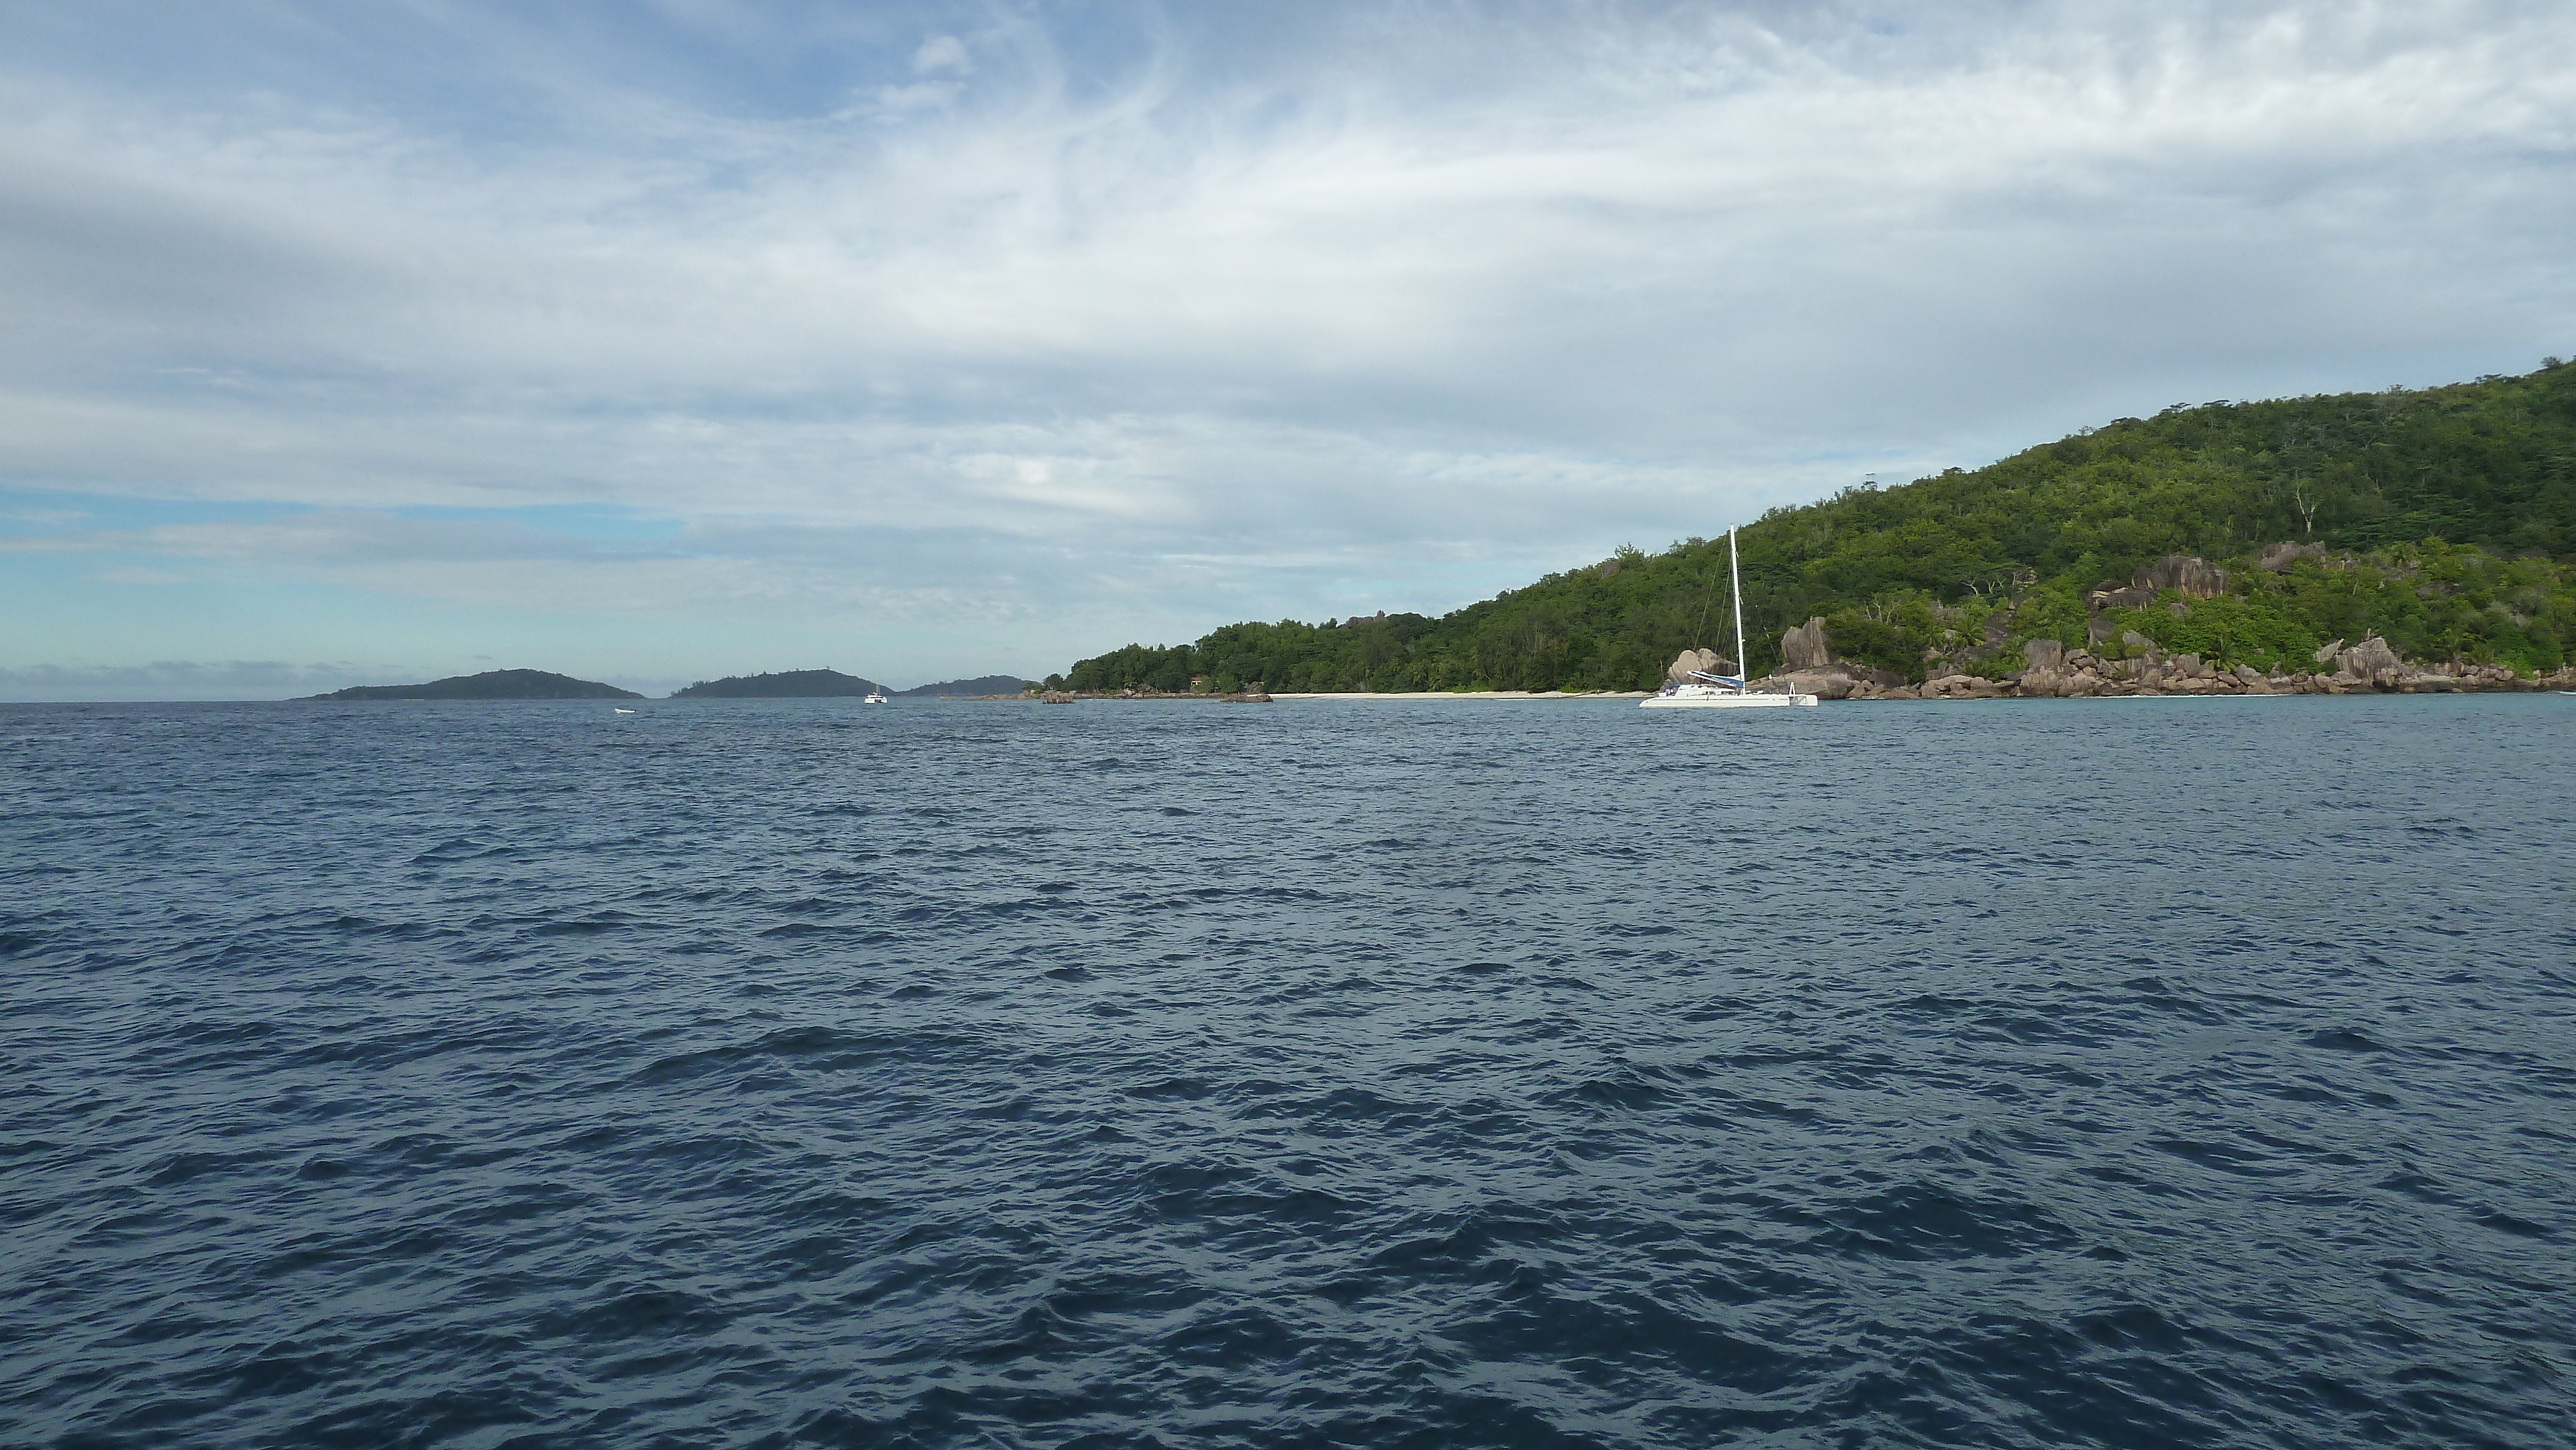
<box><xmin>1640</xmin><ymin>692</ymin><xmax>1818</xmax><ymax>708</ymax></box>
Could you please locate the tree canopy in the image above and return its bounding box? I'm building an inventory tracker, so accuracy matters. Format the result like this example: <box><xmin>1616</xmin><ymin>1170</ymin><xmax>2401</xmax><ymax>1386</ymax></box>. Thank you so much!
<box><xmin>1059</xmin><ymin>362</ymin><xmax>2576</xmax><ymax>692</ymax></box>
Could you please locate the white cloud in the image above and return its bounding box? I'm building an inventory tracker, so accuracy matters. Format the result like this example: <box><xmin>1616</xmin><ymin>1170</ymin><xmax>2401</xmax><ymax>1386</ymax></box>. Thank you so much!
<box><xmin>0</xmin><ymin>0</ymin><xmax>2570</xmax><ymax>676</ymax></box>
<box><xmin>912</xmin><ymin>33</ymin><xmax>971</xmax><ymax>75</ymax></box>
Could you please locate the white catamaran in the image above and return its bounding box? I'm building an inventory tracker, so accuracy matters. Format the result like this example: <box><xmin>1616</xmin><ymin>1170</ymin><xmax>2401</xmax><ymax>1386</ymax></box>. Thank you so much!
<box><xmin>1642</xmin><ymin>525</ymin><xmax>1818</xmax><ymax>710</ymax></box>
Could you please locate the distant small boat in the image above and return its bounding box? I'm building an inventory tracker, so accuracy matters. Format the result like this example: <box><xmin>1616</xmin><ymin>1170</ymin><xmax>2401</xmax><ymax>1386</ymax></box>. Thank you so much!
<box><xmin>864</xmin><ymin>689</ymin><xmax>889</xmax><ymax>705</ymax></box>
<box><xmin>612</xmin><ymin>708</ymin><xmax>636</xmax><ymax>714</ymax></box>
<box><xmin>1643</xmin><ymin>525</ymin><xmax>1818</xmax><ymax>710</ymax></box>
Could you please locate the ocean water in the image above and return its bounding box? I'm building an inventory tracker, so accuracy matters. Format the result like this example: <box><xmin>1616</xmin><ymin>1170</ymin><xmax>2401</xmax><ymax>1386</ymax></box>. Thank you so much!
<box><xmin>3</xmin><ymin>694</ymin><xmax>2572</xmax><ymax>1449</ymax></box>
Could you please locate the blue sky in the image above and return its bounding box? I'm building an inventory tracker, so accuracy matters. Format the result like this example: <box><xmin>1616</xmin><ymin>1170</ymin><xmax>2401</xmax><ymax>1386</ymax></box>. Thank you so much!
<box><xmin>4</xmin><ymin>1</ymin><xmax>2573</xmax><ymax>697</ymax></box>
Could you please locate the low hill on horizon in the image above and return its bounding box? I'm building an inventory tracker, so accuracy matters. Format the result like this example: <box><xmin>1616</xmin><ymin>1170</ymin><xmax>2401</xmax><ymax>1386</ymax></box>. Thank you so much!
<box><xmin>1058</xmin><ymin>361</ymin><xmax>2576</xmax><ymax>692</ymax></box>
<box><xmin>301</xmin><ymin>669</ymin><xmax>641</xmax><ymax>701</ymax></box>
<box><xmin>895</xmin><ymin>675</ymin><xmax>1033</xmax><ymax>697</ymax></box>
<box><xmin>670</xmin><ymin>669</ymin><xmax>887</xmax><ymax>699</ymax></box>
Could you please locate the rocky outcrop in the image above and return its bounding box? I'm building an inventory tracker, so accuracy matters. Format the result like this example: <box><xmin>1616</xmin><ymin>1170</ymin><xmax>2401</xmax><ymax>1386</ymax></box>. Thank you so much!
<box><xmin>1757</xmin><ymin>663</ymin><xmax>1900</xmax><ymax>700</ymax></box>
<box><xmin>2087</xmin><ymin>554</ymin><xmax>2228</xmax><ymax>614</ymax></box>
<box><xmin>1798</xmin><ymin>628</ymin><xmax>2572</xmax><ymax>701</ymax></box>
<box><xmin>2090</xmin><ymin>582</ymin><xmax>2158</xmax><ymax>611</ymax></box>
<box><xmin>2258</xmin><ymin>541</ymin><xmax>2325</xmax><ymax>572</ymax></box>
<box><xmin>2015</xmin><ymin>639</ymin><xmax>2069</xmax><ymax>696</ymax></box>
<box><xmin>2137</xmin><ymin>554</ymin><xmax>2228</xmax><ymax>598</ymax></box>
<box><xmin>1667</xmin><ymin>648</ymin><xmax>1732</xmax><ymax>683</ymax></box>
<box><xmin>2336</xmin><ymin>637</ymin><xmax>2403</xmax><ymax>686</ymax></box>
<box><xmin>1742</xmin><ymin>573</ymin><xmax>2571</xmax><ymax>703</ymax></box>
<box><xmin>1755</xmin><ymin>616</ymin><xmax>1911</xmax><ymax>697</ymax></box>
<box><xmin>1920</xmin><ymin>672</ymin><xmax>2009</xmax><ymax>699</ymax></box>
<box><xmin>1781</xmin><ymin>618</ymin><xmax>1831</xmax><ymax>672</ymax></box>
<box><xmin>1757</xmin><ymin>670</ymin><xmax>1855</xmax><ymax>699</ymax></box>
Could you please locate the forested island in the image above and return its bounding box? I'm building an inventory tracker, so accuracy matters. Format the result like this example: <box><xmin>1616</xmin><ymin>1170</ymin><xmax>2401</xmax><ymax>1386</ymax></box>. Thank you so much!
<box><xmin>299</xmin><ymin>668</ymin><xmax>642</xmax><ymax>701</ymax></box>
<box><xmin>669</xmin><ymin>670</ymin><xmax>1034</xmax><ymax>699</ymax></box>
<box><xmin>1052</xmin><ymin>362</ymin><xmax>2576</xmax><ymax>696</ymax></box>
<box><xmin>299</xmin><ymin>668</ymin><xmax>1044</xmax><ymax>704</ymax></box>
<box><xmin>896</xmin><ymin>675</ymin><xmax>1036</xmax><ymax>697</ymax></box>
<box><xmin>670</xmin><ymin>669</ymin><xmax>889</xmax><ymax>699</ymax></box>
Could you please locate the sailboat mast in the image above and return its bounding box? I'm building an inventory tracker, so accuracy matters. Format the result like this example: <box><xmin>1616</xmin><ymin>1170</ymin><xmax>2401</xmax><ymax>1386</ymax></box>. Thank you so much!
<box><xmin>1728</xmin><ymin>526</ymin><xmax>1748</xmax><ymax>693</ymax></box>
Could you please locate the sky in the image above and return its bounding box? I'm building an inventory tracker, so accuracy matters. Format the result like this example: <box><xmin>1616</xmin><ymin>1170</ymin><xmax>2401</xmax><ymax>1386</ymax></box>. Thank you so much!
<box><xmin>3</xmin><ymin>1</ymin><xmax>2572</xmax><ymax>699</ymax></box>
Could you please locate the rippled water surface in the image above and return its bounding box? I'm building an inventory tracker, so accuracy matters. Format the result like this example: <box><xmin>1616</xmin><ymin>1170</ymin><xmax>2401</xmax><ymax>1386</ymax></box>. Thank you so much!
<box><xmin>5</xmin><ymin>695</ymin><xmax>2574</xmax><ymax>1448</ymax></box>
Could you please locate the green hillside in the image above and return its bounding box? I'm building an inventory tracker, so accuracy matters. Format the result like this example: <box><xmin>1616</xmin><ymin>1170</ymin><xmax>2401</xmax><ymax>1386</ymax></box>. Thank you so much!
<box><xmin>1058</xmin><ymin>361</ymin><xmax>2576</xmax><ymax>692</ymax></box>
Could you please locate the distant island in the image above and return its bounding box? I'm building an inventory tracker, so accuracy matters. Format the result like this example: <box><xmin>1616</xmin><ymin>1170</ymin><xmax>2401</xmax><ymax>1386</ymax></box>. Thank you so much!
<box><xmin>895</xmin><ymin>675</ymin><xmax>1034</xmax><ymax>697</ymax></box>
<box><xmin>670</xmin><ymin>669</ymin><xmax>1034</xmax><ymax>699</ymax></box>
<box><xmin>670</xmin><ymin>668</ymin><xmax>887</xmax><ymax>699</ymax></box>
<box><xmin>300</xmin><ymin>668</ymin><xmax>642</xmax><ymax>701</ymax></box>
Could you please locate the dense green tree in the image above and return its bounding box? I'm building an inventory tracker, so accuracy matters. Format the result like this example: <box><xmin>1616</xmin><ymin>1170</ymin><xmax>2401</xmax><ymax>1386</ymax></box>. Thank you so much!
<box><xmin>1063</xmin><ymin>362</ymin><xmax>2576</xmax><ymax>690</ymax></box>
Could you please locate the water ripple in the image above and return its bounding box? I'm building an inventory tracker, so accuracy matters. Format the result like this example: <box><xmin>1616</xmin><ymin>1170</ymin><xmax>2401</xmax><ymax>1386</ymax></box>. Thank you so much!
<box><xmin>3</xmin><ymin>695</ymin><xmax>2573</xmax><ymax>1447</ymax></box>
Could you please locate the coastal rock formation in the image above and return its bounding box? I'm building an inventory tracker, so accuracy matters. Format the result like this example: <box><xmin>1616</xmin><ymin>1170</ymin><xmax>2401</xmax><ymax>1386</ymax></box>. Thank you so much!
<box><xmin>1762</xmin><ymin>669</ymin><xmax>1856</xmax><ymax>699</ymax></box>
<box><xmin>1794</xmin><ymin>630</ymin><xmax>2574</xmax><ymax>702</ymax></box>
<box><xmin>1086</xmin><ymin>679</ymin><xmax>1272</xmax><ymax>702</ymax></box>
<box><xmin>1765</xmin><ymin>617</ymin><xmax>1917</xmax><ymax>695</ymax></box>
<box><xmin>1781</xmin><ymin>618</ymin><xmax>1832</xmax><ymax>672</ymax></box>
<box><xmin>1667</xmin><ymin>648</ymin><xmax>1732</xmax><ymax>682</ymax></box>
<box><xmin>2016</xmin><ymin>638</ymin><xmax>2069</xmax><ymax>696</ymax></box>
<box><xmin>2138</xmin><ymin>554</ymin><xmax>2228</xmax><ymax>599</ymax></box>
<box><xmin>1921</xmin><ymin>672</ymin><xmax>2007</xmax><ymax>699</ymax></box>
<box><xmin>1754</xmin><ymin>655</ymin><xmax>1905</xmax><ymax>700</ymax></box>
<box><xmin>2337</xmin><ymin>637</ymin><xmax>2403</xmax><ymax>686</ymax></box>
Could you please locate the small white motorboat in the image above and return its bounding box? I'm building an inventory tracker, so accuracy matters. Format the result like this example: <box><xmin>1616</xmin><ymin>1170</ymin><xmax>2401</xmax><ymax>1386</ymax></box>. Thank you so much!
<box><xmin>1642</xmin><ymin>525</ymin><xmax>1818</xmax><ymax>709</ymax></box>
<box><xmin>863</xmin><ymin>689</ymin><xmax>889</xmax><ymax>705</ymax></box>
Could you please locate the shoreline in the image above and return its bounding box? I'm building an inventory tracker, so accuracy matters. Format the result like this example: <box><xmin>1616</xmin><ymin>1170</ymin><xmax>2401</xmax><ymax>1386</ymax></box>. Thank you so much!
<box><xmin>1267</xmin><ymin>690</ymin><xmax>1651</xmax><ymax>701</ymax></box>
<box><xmin>1031</xmin><ymin>678</ymin><xmax>2571</xmax><ymax>702</ymax></box>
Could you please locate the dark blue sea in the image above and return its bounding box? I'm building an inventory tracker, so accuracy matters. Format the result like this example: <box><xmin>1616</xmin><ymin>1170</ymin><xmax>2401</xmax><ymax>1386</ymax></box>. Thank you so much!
<box><xmin>5</xmin><ymin>695</ymin><xmax>2573</xmax><ymax>1449</ymax></box>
